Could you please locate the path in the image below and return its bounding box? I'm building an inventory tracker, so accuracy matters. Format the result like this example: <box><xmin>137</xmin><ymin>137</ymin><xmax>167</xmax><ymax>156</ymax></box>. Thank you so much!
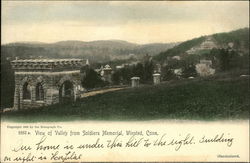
<box><xmin>81</xmin><ymin>87</ymin><xmax>126</xmax><ymax>98</ymax></box>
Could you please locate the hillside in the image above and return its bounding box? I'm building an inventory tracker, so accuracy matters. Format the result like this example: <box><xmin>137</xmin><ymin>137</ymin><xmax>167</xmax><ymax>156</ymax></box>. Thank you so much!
<box><xmin>154</xmin><ymin>28</ymin><xmax>249</xmax><ymax>62</ymax></box>
<box><xmin>0</xmin><ymin>40</ymin><xmax>177</xmax><ymax>109</ymax></box>
<box><xmin>1</xmin><ymin>28</ymin><xmax>248</xmax><ymax>110</ymax></box>
<box><xmin>52</xmin><ymin>40</ymin><xmax>138</xmax><ymax>49</ymax></box>
<box><xmin>2</xmin><ymin>76</ymin><xmax>249</xmax><ymax>122</ymax></box>
<box><xmin>2</xmin><ymin>40</ymin><xmax>178</xmax><ymax>63</ymax></box>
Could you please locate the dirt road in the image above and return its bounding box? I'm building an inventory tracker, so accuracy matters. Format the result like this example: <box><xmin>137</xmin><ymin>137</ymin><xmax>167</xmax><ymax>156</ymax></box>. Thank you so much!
<box><xmin>81</xmin><ymin>87</ymin><xmax>126</xmax><ymax>98</ymax></box>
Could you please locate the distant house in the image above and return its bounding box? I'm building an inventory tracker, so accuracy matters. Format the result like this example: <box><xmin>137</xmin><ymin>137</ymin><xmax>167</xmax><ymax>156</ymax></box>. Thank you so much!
<box><xmin>195</xmin><ymin>59</ymin><xmax>215</xmax><ymax>76</ymax></box>
<box><xmin>173</xmin><ymin>68</ymin><xmax>182</xmax><ymax>76</ymax></box>
<box><xmin>116</xmin><ymin>65</ymin><xmax>124</xmax><ymax>69</ymax></box>
<box><xmin>199</xmin><ymin>36</ymin><xmax>218</xmax><ymax>49</ymax></box>
<box><xmin>200</xmin><ymin>59</ymin><xmax>212</xmax><ymax>66</ymax></box>
<box><xmin>186</xmin><ymin>36</ymin><xmax>218</xmax><ymax>55</ymax></box>
<box><xmin>172</xmin><ymin>56</ymin><xmax>181</xmax><ymax>60</ymax></box>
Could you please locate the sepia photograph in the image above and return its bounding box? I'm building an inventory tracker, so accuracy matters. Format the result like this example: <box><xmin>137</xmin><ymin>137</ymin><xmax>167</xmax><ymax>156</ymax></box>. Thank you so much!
<box><xmin>1</xmin><ymin>1</ymin><xmax>249</xmax><ymax>162</ymax></box>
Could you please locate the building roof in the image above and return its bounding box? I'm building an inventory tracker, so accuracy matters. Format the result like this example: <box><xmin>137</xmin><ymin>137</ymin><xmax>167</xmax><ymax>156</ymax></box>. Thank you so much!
<box><xmin>11</xmin><ymin>58</ymin><xmax>83</xmax><ymax>63</ymax></box>
<box><xmin>153</xmin><ymin>73</ymin><xmax>161</xmax><ymax>76</ymax></box>
<box><xmin>103</xmin><ymin>64</ymin><xmax>112</xmax><ymax>70</ymax></box>
<box><xmin>131</xmin><ymin>77</ymin><xmax>140</xmax><ymax>80</ymax></box>
<box><xmin>11</xmin><ymin>58</ymin><xmax>86</xmax><ymax>70</ymax></box>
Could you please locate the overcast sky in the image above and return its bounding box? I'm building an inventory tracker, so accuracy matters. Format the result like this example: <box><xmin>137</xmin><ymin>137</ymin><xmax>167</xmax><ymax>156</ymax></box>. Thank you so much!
<box><xmin>2</xmin><ymin>1</ymin><xmax>249</xmax><ymax>44</ymax></box>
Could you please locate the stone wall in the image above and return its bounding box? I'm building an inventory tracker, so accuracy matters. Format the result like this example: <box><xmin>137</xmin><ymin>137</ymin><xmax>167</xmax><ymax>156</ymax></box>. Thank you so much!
<box><xmin>13</xmin><ymin>71</ymin><xmax>82</xmax><ymax>110</ymax></box>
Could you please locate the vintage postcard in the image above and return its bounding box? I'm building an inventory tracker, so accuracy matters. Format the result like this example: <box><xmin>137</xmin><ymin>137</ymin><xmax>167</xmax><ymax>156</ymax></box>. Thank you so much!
<box><xmin>1</xmin><ymin>1</ymin><xmax>249</xmax><ymax>162</ymax></box>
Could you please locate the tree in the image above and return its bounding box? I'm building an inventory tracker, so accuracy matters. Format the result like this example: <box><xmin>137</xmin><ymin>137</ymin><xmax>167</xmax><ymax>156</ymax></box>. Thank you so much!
<box><xmin>182</xmin><ymin>64</ymin><xmax>197</xmax><ymax>78</ymax></box>
<box><xmin>133</xmin><ymin>63</ymin><xmax>144</xmax><ymax>79</ymax></box>
<box><xmin>112</xmin><ymin>70</ymin><xmax>122</xmax><ymax>85</ymax></box>
<box><xmin>209</xmin><ymin>48</ymin><xmax>240</xmax><ymax>71</ymax></box>
<box><xmin>81</xmin><ymin>67</ymin><xmax>107</xmax><ymax>89</ymax></box>
<box><xmin>111</xmin><ymin>56</ymin><xmax>155</xmax><ymax>85</ymax></box>
<box><xmin>161</xmin><ymin>65</ymin><xmax>176</xmax><ymax>81</ymax></box>
<box><xmin>143</xmin><ymin>60</ymin><xmax>154</xmax><ymax>83</ymax></box>
<box><xmin>217</xmin><ymin>49</ymin><xmax>231</xmax><ymax>71</ymax></box>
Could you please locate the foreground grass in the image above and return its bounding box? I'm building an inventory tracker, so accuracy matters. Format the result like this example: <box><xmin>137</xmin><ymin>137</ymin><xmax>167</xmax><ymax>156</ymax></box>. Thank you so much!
<box><xmin>2</xmin><ymin>77</ymin><xmax>249</xmax><ymax>122</ymax></box>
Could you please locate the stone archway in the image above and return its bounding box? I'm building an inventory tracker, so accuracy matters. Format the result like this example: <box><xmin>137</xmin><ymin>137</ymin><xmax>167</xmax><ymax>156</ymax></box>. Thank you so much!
<box><xmin>34</xmin><ymin>76</ymin><xmax>47</xmax><ymax>101</ymax></box>
<box><xmin>35</xmin><ymin>83</ymin><xmax>45</xmax><ymax>101</ymax></box>
<box><xmin>58</xmin><ymin>75</ymin><xmax>77</xmax><ymax>103</ymax></box>
<box><xmin>23</xmin><ymin>82</ymin><xmax>31</xmax><ymax>100</ymax></box>
<box><xmin>18</xmin><ymin>77</ymin><xmax>32</xmax><ymax>109</ymax></box>
<box><xmin>59</xmin><ymin>80</ymin><xmax>74</xmax><ymax>103</ymax></box>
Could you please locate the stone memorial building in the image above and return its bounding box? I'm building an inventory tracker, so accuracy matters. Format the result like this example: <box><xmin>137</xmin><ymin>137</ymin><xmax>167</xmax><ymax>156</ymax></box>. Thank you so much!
<box><xmin>11</xmin><ymin>59</ymin><xmax>86</xmax><ymax>110</ymax></box>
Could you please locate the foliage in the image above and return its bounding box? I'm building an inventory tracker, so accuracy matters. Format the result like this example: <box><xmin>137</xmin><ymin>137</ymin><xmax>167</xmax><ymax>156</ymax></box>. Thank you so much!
<box><xmin>142</xmin><ymin>60</ymin><xmax>154</xmax><ymax>83</ymax></box>
<box><xmin>207</xmin><ymin>48</ymin><xmax>245</xmax><ymax>71</ymax></box>
<box><xmin>81</xmin><ymin>66</ymin><xmax>108</xmax><ymax>89</ymax></box>
<box><xmin>1</xmin><ymin>57</ymin><xmax>15</xmax><ymax>109</ymax></box>
<box><xmin>2</xmin><ymin>40</ymin><xmax>177</xmax><ymax>64</ymax></box>
<box><xmin>133</xmin><ymin>63</ymin><xmax>144</xmax><ymax>78</ymax></box>
<box><xmin>160</xmin><ymin>54</ymin><xmax>200</xmax><ymax>80</ymax></box>
<box><xmin>182</xmin><ymin>65</ymin><xmax>197</xmax><ymax>78</ymax></box>
<box><xmin>112</xmin><ymin>59</ymin><xmax>154</xmax><ymax>85</ymax></box>
<box><xmin>212</xmin><ymin>28</ymin><xmax>249</xmax><ymax>49</ymax></box>
<box><xmin>93</xmin><ymin>57</ymin><xmax>137</xmax><ymax>69</ymax></box>
<box><xmin>154</xmin><ymin>36</ymin><xmax>206</xmax><ymax>61</ymax></box>
<box><xmin>161</xmin><ymin>65</ymin><xmax>176</xmax><ymax>81</ymax></box>
<box><xmin>154</xmin><ymin>28</ymin><xmax>249</xmax><ymax>63</ymax></box>
<box><xmin>1</xmin><ymin>28</ymin><xmax>249</xmax><ymax>109</ymax></box>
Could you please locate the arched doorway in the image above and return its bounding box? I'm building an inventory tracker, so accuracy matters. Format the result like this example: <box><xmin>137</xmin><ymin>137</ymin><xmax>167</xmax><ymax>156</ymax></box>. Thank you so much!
<box><xmin>23</xmin><ymin>82</ymin><xmax>31</xmax><ymax>100</ymax></box>
<box><xmin>36</xmin><ymin>83</ymin><xmax>45</xmax><ymax>101</ymax></box>
<box><xmin>59</xmin><ymin>80</ymin><xmax>74</xmax><ymax>103</ymax></box>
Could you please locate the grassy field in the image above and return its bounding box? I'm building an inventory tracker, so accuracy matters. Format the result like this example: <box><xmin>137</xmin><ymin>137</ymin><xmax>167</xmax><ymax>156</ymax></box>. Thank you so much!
<box><xmin>2</xmin><ymin>76</ymin><xmax>249</xmax><ymax>122</ymax></box>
